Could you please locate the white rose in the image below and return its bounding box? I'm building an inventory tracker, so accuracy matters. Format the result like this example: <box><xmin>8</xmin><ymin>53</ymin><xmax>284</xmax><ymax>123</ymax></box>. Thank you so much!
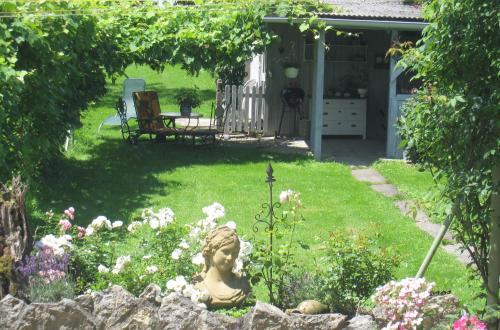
<box><xmin>179</xmin><ymin>240</ymin><xmax>190</xmax><ymax>249</ymax></box>
<box><xmin>225</xmin><ymin>221</ymin><xmax>237</xmax><ymax>230</ymax></box>
<box><xmin>98</xmin><ymin>265</ymin><xmax>110</xmax><ymax>273</ymax></box>
<box><xmin>85</xmin><ymin>226</ymin><xmax>94</xmax><ymax>236</ymax></box>
<box><xmin>171</xmin><ymin>249</ymin><xmax>182</xmax><ymax>260</ymax></box>
<box><xmin>191</xmin><ymin>253</ymin><xmax>205</xmax><ymax>266</ymax></box>
<box><xmin>112</xmin><ymin>220</ymin><xmax>123</xmax><ymax>228</ymax></box>
<box><xmin>142</xmin><ymin>255</ymin><xmax>152</xmax><ymax>260</ymax></box>
<box><xmin>149</xmin><ymin>218</ymin><xmax>160</xmax><ymax>230</ymax></box>
<box><xmin>145</xmin><ymin>265</ymin><xmax>158</xmax><ymax>274</ymax></box>
<box><xmin>127</xmin><ymin>221</ymin><xmax>142</xmax><ymax>232</ymax></box>
<box><xmin>166</xmin><ymin>279</ymin><xmax>177</xmax><ymax>291</ymax></box>
<box><xmin>183</xmin><ymin>284</ymin><xmax>194</xmax><ymax>298</ymax></box>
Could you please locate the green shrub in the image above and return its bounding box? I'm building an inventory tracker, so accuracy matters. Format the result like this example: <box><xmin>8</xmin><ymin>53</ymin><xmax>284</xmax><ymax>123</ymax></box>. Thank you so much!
<box><xmin>28</xmin><ymin>275</ymin><xmax>75</xmax><ymax>303</ymax></box>
<box><xmin>316</xmin><ymin>231</ymin><xmax>400</xmax><ymax>315</ymax></box>
<box><xmin>278</xmin><ymin>271</ymin><xmax>323</xmax><ymax>309</ymax></box>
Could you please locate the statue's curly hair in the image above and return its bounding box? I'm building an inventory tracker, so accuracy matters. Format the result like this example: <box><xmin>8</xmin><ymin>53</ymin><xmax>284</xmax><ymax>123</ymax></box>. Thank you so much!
<box><xmin>201</xmin><ymin>226</ymin><xmax>240</xmax><ymax>273</ymax></box>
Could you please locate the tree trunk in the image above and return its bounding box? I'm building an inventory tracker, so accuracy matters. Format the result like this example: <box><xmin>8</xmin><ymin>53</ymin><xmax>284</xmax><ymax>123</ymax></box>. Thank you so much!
<box><xmin>0</xmin><ymin>176</ymin><xmax>30</xmax><ymax>299</ymax></box>
<box><xmin>487</xmin><ymin>163</ymin><xmax>500</xmax><ymax>329</ymax></box>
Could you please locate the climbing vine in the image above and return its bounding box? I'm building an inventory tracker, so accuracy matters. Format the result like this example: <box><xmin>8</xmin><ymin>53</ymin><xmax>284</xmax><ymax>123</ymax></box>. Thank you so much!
<box><xmin>0</xmin><ymin>0</ymin><xmax>333</xmax><ymax>182</ymax></box>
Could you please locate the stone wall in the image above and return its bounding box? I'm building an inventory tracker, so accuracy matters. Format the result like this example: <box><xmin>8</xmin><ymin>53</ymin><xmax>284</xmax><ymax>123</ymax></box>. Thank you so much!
<box><xmin>0</xmin><ymin>285</ymin><xmax>376</xmax><ymax>330</ymax></box>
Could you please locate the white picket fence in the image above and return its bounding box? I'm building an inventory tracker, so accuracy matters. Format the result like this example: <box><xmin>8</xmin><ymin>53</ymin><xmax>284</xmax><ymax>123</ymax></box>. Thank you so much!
<box><xmin>223</xmin><ymin>83</ymin><xmax>267</xmax><ymax>135</ymax></box>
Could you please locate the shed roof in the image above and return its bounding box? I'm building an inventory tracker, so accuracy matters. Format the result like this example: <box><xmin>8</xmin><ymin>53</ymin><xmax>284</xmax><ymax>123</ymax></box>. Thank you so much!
<box><xmin>321</xmin><ymin>0</ymin><xmax>423</xmax><ymax>21</ymax></box>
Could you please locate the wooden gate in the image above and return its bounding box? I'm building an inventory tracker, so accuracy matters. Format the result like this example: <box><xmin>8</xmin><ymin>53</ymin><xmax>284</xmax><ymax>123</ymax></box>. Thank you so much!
<box><xmin>223</xmin><ymin>83</ymin><xmax>267</xmax><ymax>135</ymax></box>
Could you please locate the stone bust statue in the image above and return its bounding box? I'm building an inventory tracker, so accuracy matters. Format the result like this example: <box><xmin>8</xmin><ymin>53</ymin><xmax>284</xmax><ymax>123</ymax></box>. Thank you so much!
<box><xmin>195</xmin><ymin>226</ymin><xmax>250</xmax><ymax>308</ymax></box>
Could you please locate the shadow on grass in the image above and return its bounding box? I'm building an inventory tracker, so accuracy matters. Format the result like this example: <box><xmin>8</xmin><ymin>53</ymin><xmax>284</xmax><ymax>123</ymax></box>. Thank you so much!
<box><xmin>35</xmin><ymin>136</ymin><xmax>309</xmax><ymax>225</ymax></box>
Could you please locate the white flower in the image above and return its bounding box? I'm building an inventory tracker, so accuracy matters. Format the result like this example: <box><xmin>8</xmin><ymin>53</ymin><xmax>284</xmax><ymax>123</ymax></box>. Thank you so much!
<box><xmin>225</xmin><ymin>221</ymin><xmax>237</xmax><ymax>230</ymax></box>
<box><xmin>279</xmin><ymin>189</ymin><xmax>294</xmax><ymax>203</ymax></box>
<box><xmin>145</xmin><ymin>265</ymin><xmax>158</xmax><ymax>274</ymax></box>
<box><xmin>149</xmin><ymin>218</ymin><xmax>160</xmax><ymax>230</ymax></box>
<box><xmin>171</xmin><ymin>249</ymin><xmax>182</xmax><ymax>260</ymax></box>
<box><xmin>202</xmin><ymin>202</ymin><xmax>225</xmax><ymax>220</ymax></box>
<box><xmin>127</xmin><ymin>221</ymin><xmax>142</xmax><ymax>232</ymax></box>
<box><xmin>183</xmin><ymin>284</ymin><xmax>194</xmax><ymax>298</ymax></box>
<box><xmin>157</xmin><ymin>208</ymin><xmax>174</xmax><ymax>227</ymax></box>
<box><xmin>166</xmin><ymin>276</ymin><xmax>188</xmax><ymax>293</ymax></box>
<box><xmin>98</xmin><ymin>264</ymin><xmax>110</xmax><ymax>273</ymax></box>
<box><xmin>142</xmin><ymin>255</ymin><xmax>152</xmax><ymax>260</ymax></box>
<box><xmin>197</xmin><ymin>303</ymin><xmax>207</xmax><ymax>309</ymax></box>
<box><xmin>189</xmin><ymin>227</ymin><xmax>201</xmax><ymax>238</ymax></box>
<box><xmin>179</xmin><ymin>240</ymin><xmax>190</xmax><ymax>249</ymax></box>
<box><xmin>35</xmin><ymin>234</ymin><xmax>72</xmax><ymax>255</ymax></box>
<box><xmin>191</xmin><ymin>253</ymin><xmax>205</xmax><ymax>266</ymax></box>
<box><xmin>232</xmin><ymin>259</ymin><xmax>244</xmax><ymax>274</ymax></box>
<box><xmin>112</xmin><ymin>255</ymin><xmax>131</xmax><ymax>274</ymax></box>
<box><xmin>238</xmin><ymin>239</ymin><xmax>252</xmax><ymax>260</ymax></box>
<box><xmin>112</xmin><ymin>220</ymin><xmax>123</xmax><ymax>228</ymax></box>
<box><xmin>189</xmin><ymin>288</ymin><xmax>210</xmax><ymax>304</ymax></box>
<box><xmin>85</xmin><ymin>226</ymin><xmax>94</xmax><ymax>236</ymax></box>
<box><xmin>91</xmin><ymin>215</ymin><xmax>112</xmax><ymax>230</ymax></box>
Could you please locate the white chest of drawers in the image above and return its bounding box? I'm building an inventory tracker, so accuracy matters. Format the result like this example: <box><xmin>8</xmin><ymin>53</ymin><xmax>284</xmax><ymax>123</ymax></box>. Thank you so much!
<box><xmin>322</xmin><ymin>99</ymin><xmax>366</xmax><ymax>139</ymax></box>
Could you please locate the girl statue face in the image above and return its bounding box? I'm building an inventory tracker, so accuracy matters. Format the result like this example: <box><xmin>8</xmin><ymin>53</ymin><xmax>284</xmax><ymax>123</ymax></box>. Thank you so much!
<box><xmin>210</xmin><ymin>240</ymin><xmax>239</xmax><ymax>273</ymax></box>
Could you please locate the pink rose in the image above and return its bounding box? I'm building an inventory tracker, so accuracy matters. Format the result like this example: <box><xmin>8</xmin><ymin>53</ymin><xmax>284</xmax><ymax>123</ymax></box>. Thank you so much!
<box><xmin>77</xmin><ymin>226</ymin><xmax>86</xmax><ymax>238</ymax></box>
<box><xmin>59</xmin><ymin>219</ymin><xmax>72</xmax><ymax>232</ymax></box>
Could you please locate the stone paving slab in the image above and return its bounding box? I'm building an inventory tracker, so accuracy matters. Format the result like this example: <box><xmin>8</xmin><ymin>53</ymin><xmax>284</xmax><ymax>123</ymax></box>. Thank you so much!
<box><xmin>352</xmin><ymin>168</ymin><xmax>471</xmax><ymax>265</ymax></box>
<box><xmin>370</xmin><ymin>184</ymin><xmax>399</xmax><ymax>197</ymax></box>
<box><xmin>351</xmin><ymin>169</ymin><xmax>386</xmax><ymax>184</ymax></box>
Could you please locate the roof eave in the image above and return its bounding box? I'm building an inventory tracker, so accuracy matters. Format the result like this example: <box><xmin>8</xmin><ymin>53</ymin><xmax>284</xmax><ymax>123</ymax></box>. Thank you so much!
<box><xmin>263</xmin><ymin>16</ymin><xmax>427</xmax><ymax>31</ymax></box>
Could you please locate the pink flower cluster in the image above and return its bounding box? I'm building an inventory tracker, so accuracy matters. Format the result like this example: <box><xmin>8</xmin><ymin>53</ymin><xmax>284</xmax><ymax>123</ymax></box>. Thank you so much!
<box><xmin>37</xmin><ymin>269</ymin><xmax>66</xmax><ymax>284</ymax></box>
<box><xmin>373</xmin><ymin>277</ymin><xmax>435</xmax><ymax>330</ymax></box>
<box><xmin>58</xmin><ymin>207</ymin><xmax>75</xmax><ymax>233</ymax></box>
<box><xmin>453</xmin><ymin>314</ymin><xmax>487</xmax><ymax>330</ymax></box>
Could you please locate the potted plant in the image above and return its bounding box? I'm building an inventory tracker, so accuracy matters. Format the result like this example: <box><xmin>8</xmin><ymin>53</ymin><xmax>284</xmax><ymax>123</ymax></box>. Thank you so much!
<box><xmin>174</xmin><ymin>88</ymin><xmax>202</xmax><ymax>116</ymax></box>
<box><xmin>279</xmin><ymin>40</ymin><xmax>300</xmax><ymax>79</ymax></box>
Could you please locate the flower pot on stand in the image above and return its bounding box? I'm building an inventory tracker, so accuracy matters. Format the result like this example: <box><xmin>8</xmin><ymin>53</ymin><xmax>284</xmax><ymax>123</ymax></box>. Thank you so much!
<box><xmin>180</xmin><ymin>104</ymin><xmax>192</xmax><ymax>116</ymax></box>
<box><xmin>284</xmin><ymin>66</ymin><xmax>299</xmax><ymax>79</ymax></box>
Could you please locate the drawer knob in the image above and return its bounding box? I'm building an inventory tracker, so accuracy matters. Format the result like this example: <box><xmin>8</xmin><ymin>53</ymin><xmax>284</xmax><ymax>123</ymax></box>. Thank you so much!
<box><xmin>323</xmin><ymin>112</ymin><xmax>328</xmax><ymax>115</ymax></box>
<box><xmin>350</xmin><ymin>101</ymin><xmax>355</xmax><ymax>105</ymax></box>
<box><xmin>351</xmin><ymin>124</ymin><xmax>357</xmax><ymax>127</ymax></box>
<box><xmin>323</xmin><ymin>124</ymin><xmax>328</xmax><ymax>127</ymax></box>
<box><xmin>351</xmin><ymin>112</ymin><xmax>357</xmax><ymax>115</ymax></box>
<box><xmin>325</xmin><ymin>102</ymin><xmax>330</xmax><ymax>104</ymax></box>
<box><xmin>337</xmin><ymin>122</ymin><xmax>341</xmax><ymax>125</ymax></box>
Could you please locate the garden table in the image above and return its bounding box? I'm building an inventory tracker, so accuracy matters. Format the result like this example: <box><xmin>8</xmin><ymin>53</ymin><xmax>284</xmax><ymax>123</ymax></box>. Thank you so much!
<box><xmin>161</xmin><ymin>112</ymin><xmax>202</xmax><ymax>129</ymax></box>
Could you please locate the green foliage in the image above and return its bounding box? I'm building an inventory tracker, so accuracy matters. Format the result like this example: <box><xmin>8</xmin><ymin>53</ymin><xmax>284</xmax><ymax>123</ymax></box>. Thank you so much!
<box><xmin>278</xmin><ymin>271</ymin><xmax>323</xmax><ymax>309</ymax></box>
<box><xmin>174</xmin><ymin>88</ymin><xmax>202</xmax><ymax>108</ymax></box>
<box><xmin>315</xmin><ymin>231</ymin><xmax>399</xmax><ymax>315</ymax></box>
<box><xmin>397</xmin><ymin>0</ymin><xmax>500</xmax><ymax>297</ymax></box>
<box><xmin>28</xmin><ymin>275</ymin><xmax>75</xmax><ymax>303</ymax></box>
<box><xmin>250</xmin><ymin>189</ymin><xmax>306</xmax><ymax>308</ymax></box>
<box><xmin>0</xmin><ymin>0</ymin><xmax>332</xmax><ymax>182</ymax></box>
<box><xmin>71</xmin><ymin>221</ymin><xmax>195</xmax><ymax>296</ymax></box>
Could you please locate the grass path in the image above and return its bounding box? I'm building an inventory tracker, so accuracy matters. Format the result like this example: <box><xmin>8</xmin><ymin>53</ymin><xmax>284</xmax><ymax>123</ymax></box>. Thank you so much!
<box><xmin>29</xmin><ymin>66</ymin><xmax>483</xmax><ymax>309</ymax></box>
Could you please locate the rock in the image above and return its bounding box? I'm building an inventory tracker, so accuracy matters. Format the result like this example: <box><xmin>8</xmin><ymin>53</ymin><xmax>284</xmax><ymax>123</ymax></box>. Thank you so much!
<box><xmin>342</xmin><ymin>315</ymin><xmax>377</xmax><ymax>330</ymax></box>
<box><xmin>242</xmin><ymin>301</ymin><xmax>289</xmax><ymax>330</ymax></box>
<box><xmin>158</xmin><ymin>292</ymin><xmax>240</xmax><ymax>330</ymax></box>
<box><xmin>139</xmin><ymin>283</ymin><xmax>162</xmax><ymax>305</ymax></box>
<box><xmin>0</xmin><ymin>295</ymin><xmax>28</xmax><ymax>328</ymax></box>
<box><xmin>92</xmin><ymin>285</ymin><xmax>159</xmax><ymax>329</ymax></box>
<box><xmin>243</xmin><ymin>301</ymin><xmax>347</xmax><ymax>330</ymax></box>
<box><xmin>289</xmin><ymin>313</ymin><xmax>348</xmax><ymax>330</ymax></box>
<box><xmin>0</xmin><ymin>285</ymin><xmax>354</xmax><ymax>330</ymax></box>
<box><xmin>0</xmin><ymin>296</ymin><xmax>95</xmax><ymax>329</ymax></box>
<box><xmin>74</xmin><ymin>293</ymin><xmax>94</xmax><ymax>314</ymax></box>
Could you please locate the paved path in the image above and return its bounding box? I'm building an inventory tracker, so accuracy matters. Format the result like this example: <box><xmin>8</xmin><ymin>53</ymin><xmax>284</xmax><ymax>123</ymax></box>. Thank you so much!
<box><xmin>351</xmin><ymin>168</ymin><xmax>472</xmax><ymax>265</ymax></box>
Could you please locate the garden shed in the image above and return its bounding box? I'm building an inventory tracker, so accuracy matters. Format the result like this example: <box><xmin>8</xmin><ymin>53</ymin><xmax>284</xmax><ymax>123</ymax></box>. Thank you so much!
<box><xmin>248</xmin><ymin>0</ymin><xmax>427</xmax><ymax>160</ymax></box>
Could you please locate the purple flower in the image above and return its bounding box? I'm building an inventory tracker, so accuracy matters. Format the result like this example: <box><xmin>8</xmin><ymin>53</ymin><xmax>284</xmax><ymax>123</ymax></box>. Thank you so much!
<box><xmin>17</xmin><ymin>249</ymin><xmax>70</xmax><ymax>283</ymax></box>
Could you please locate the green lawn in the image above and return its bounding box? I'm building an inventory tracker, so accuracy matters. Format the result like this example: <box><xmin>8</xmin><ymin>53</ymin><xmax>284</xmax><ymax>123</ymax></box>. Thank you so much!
<box><xmin>374</xmin><ymin>160</ymin><xmax>448</xmax><ymax>223</ymax></box>
<box><xmin>29</xmin><ymin>65</ymin><xmax>483</xmax><ymax>311</ymax></box>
